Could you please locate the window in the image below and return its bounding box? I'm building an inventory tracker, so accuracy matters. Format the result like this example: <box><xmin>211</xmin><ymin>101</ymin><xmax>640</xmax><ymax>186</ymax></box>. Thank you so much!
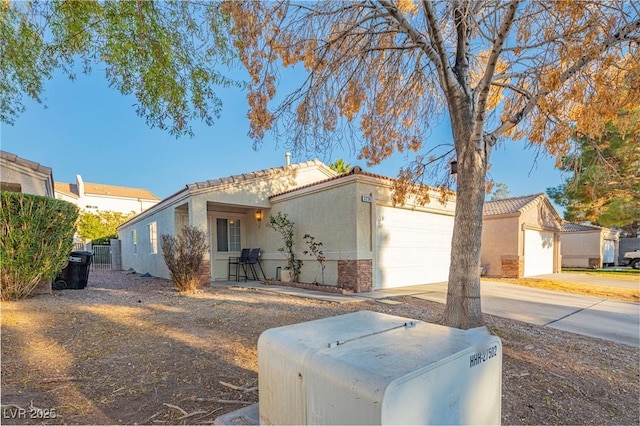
<box><xmin>216</xmin><ymin>218</ymin><xmax>241</xmax><ymax>252</ymax></box>
<box><xmin>0</xmin><ymin>182</ymin><xmax>22</xmax><ymax>193</ymax></box>
<box><xmin>132</xmin><ymin>230</ymin><xmax>137</xmax><ymax>254</ymax></box>
<box><xmin>148</xmin><ymin>222</ymin><xmax>158</xmax><ymax>254</ymax></box>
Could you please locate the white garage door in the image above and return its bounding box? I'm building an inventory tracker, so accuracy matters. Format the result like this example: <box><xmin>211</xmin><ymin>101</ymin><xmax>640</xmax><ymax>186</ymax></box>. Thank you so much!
<box><xmin>376</xmin><ymin>206</ymin><xmax>454</xmax><ymax>289</ymax></box>
<box><xmin>603</xmin><ymin>239</ymin><xmax>615</xmax><ymax>265</ymax></box>
<box><xmin>523</xmin><ymin>229</ymin><xmax>555</xmax><ymax>277</ymax></box>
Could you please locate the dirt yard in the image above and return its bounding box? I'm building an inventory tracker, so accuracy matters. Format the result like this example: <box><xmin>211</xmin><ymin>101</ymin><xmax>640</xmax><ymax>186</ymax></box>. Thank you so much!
<box><xmin>1</xmin><ymin>271</ymin><xmax>638</xmax><ymax>425</ymax></box>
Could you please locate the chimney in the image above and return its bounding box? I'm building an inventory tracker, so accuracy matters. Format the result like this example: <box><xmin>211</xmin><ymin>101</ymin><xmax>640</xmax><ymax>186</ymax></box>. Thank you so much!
<box><xmin>285</xmin><ymin>152</ymin><xmax>291</xmax><ymax>166</ymax></box>
<box><xmin>76</xmin><ymin>174</ymin><xmax>85</xmax><ymax>198</ymax></box>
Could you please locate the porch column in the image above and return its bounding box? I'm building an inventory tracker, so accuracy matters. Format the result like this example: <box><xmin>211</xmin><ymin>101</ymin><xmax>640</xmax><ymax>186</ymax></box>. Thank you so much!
<box><xmin>188</xmin><ymin>197</ymin><xmax>211</xmax><ymax>283</ymax></box>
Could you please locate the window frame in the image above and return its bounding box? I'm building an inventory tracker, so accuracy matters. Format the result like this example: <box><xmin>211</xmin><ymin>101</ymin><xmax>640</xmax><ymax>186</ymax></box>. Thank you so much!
<box><xmin>132</xmin><ymin>229</ymin><xmax>137</xmax><ymax>255</ymax></box>
<box><xmin>148</xmin><ymin>221</ymin><xmax>158</xmax><ymax>254</ymax></box>
<box><xmin>215</xmin><ymin>217</ymin><xmax>242</xmax><ymax>253</ymax></box>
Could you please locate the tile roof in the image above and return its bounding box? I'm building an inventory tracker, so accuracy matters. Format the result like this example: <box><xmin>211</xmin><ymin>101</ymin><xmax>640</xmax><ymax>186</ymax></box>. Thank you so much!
<box><xmin>118</xmin><ymin>159</ymin><xmax>335</xmax><ymax>230</ymax></box>
<box><xmin>84</xmin><ymin>182</ymin><xmax>160</xmax><ymax>200</ymax></box>
<box><xmin>269</xmin><ymin>165</ymin><xmax>394</xmax><ymax>199</ymax></box>
<box><xmin>54</xmin><ymin>182</ymin><xmax>79</xmax><ymax>199</ymax></box>
<box><xmin>185</xmin><ymin>159</ymin><xmax>331</xmax><ymax>191</ymax></box>
<box><xmin>561</xmin><ymin>222</ymin><xmax>604</xmax><ymax>232</ymax></box>
<box><xmin>1</xmin><ymin>150</ymin><xmax>52</xmax><ymax>175</ymax></box>
<box><xmin>55</xmin><ymin>181</ymin><xmax>160</xmax><ymax>200</ymax></box>
<box><xmin>483</xmin><ymin>193</ymin><xmax>545</xmax><ymax>216</ymax></box>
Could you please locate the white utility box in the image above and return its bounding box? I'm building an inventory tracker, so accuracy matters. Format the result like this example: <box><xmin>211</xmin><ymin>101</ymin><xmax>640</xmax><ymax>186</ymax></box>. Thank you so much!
<box><xmin>258</xmin><ymin>311</ymin><xmax>502</xmax><ymax>425</ymax></box>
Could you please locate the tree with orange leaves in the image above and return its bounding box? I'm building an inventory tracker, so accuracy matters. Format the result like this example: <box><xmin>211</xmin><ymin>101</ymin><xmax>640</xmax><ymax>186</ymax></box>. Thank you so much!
<box><xmin>224</xmin><ymin>0</ymin><xmax>640</xmax><ymax>328</ymax></box>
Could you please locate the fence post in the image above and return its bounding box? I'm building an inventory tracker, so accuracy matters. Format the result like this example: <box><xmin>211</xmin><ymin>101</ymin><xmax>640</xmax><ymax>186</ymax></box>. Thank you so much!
<box><xmin>110</xmin><ymin>239</ymin><xmax>122</xmax><ymax>271</ymax></box>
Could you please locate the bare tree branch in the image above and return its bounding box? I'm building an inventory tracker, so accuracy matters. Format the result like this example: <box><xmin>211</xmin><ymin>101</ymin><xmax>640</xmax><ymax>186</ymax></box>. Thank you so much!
<box><xmin>473</xmin><ymin>0</ymin><xmax>519</xmax><ymax>148</ymax></box>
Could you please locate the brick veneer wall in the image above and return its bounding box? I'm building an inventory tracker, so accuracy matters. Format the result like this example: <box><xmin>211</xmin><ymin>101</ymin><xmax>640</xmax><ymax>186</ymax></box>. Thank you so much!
<box><xmin>338</xmin><ymin>259</ymin><xmax>372</xmax><ymax>293</ymax></box>
<box><xmin>588</xmin><ymin>257</ymin><xmax>601</xmax><ymax>268</ymax></box>
<box><xmin>500</xmin><ymin>256</ymin><xmax>523</xmax><ymax>278</ymax></box>
<box><xmin>200</xmin><ymin>260</ymin><xmax>211</xmax><ymax>287</ymax></box>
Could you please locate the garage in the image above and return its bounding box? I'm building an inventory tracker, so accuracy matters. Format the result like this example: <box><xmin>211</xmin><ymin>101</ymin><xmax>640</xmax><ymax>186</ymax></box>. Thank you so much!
<box><xmin>482</xmin><ymin>194</ymin><xmax>561</xmax><ymax>278</ymax></box>
<box><xmin>560</xmin><ymin>222</ymin><xmax>620</xmax><ymax>268</ymax></box>
<box><xmin>523</xmin><ymin>229</ymin><xmax>555</xmax><ymax>277</ymax></box>
<box><xmin>376</xmin><ymin>206</ymin><xmax>454</xmax><ymax>289</ymax></box>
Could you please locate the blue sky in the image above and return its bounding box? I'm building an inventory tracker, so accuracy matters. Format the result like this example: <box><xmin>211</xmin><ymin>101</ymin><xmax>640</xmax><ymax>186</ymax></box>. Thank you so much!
<box><xmin>1</xmin><ymin>66</ymin><xmax>565</xmax><ymax>209</ymax></box>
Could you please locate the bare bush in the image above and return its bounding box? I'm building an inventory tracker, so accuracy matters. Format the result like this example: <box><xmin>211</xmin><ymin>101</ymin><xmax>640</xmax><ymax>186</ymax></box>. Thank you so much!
<box><xmin>160</xmin><ymin>226</ymin><xmax>207</xmax><ymax>294</ymax></box>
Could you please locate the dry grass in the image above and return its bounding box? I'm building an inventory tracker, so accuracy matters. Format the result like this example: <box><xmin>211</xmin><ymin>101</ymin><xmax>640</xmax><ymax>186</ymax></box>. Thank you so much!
<box><xmin>493</xmin><ymin>277</ymin><xmax>640</xmax><ymax>303</ymax></box>
<box><xmin>562</xmin><ymin>268</ymin><xmax>640</xmax><ymax>278</ymax></box>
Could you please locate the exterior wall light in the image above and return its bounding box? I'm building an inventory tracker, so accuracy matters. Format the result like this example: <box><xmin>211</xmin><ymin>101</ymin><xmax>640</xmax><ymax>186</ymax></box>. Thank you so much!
<box><xmin>450</xmin><ymin>160</ymin><xmax>458</xmax><ymax>175</ymax></box>
<box><xmin>255</xmin><ymin>209</ymin><xmax>263</xmax><ymax>222</ymax></box>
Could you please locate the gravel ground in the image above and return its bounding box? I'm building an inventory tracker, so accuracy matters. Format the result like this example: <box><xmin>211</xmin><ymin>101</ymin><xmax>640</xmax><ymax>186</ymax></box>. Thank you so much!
<box><xmin>1</xmin><ymin>270</ymin><xmax>638</xmax><ymax>425</ymax></box>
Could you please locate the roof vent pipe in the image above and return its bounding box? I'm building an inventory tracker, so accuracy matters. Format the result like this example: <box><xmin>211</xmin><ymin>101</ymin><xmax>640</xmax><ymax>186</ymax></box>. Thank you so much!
<box><xmin>285</xmin><ymin>152</ymin><xmax>291</xmax><ymax>166</ymax></box>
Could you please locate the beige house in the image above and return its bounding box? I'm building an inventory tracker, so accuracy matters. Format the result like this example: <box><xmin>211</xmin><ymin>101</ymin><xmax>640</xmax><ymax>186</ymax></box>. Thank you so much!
<box><xmin>55</xmin><ymin>174</ymin><xmax>160</xmax><ymax>214</ymax></box>
<box><xmin>117</xmin><ymin>159</ymin><xmax>456</xmax><ymax>292</ymax></box>
<box><xmin>481</xmin><ymin>194</ymin><xmax>562</xmax><ymax>278</ymax></box>
<box><xmin>561</xmin><ymin>223</ymin><xmax>619</xmax><ymax>268</ymax></box>
<box><xmin>0</xmin><ymin>150</ymin><xmax>54</xmax><ymax>197</ymax></box>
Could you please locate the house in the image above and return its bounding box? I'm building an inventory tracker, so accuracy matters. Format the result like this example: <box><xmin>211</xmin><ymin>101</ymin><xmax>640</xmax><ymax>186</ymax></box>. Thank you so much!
<box><xmin>117</xmin><ymin>159</ymin><xmax>456</xmax><ymax>292</ymax></box>
<box><xmin>55</xmin><ymin>174</ymin><xmax>160</xmax><ymax>214</ymax></box>
<box><xmin>560</xmin><ymin>223</ymin><xmax>619</xmax><ymax>268</ymax></box>
<box><xmin>481</xmin><ymin>193</ymin><xmax>562</xmax><ymax>278</ymax></box>
<box><xmin>0</xmin><ymin>150</ymin><xmax>54</xmax><ymax>197</ymax></box>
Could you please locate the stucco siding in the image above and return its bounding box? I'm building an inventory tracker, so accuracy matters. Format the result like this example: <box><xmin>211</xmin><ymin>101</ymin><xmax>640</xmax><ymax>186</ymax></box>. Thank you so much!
<box><xmin>119</xmin><ymin>206</ymin><xmax>175</xmax><ymax>279</ymax></box>
<box><xmin>519</xmin><ymin>201</ymin><xmax>559</xmax><ymax>231</ymax></box>
<box><xmin>481</xmin><ymin>216</ymin><xmax>520</xmax><ymax>277</ymax></box>
<box><xmin>81</xmin><ymin>194</ymin><xmax>157</xmax><ymax>214</ymax></box>
<box><xmin>1</xmin><ymin>161</ymin><xmax>53</xmax><ymax>197</ymax></box>
<box><xmin>561</xmin><ymin>231</ymin><xmax>602</xmax><ymax>268</ymax></box>
<box><xmin>268</xmin><ymin>182</ymin><xmax>358</xmax><ymax>286</ymax></box>
<box><xmin>56</xmin><ymin>192</ymin><xmax>79</xmax><ymax>204</ymax></box>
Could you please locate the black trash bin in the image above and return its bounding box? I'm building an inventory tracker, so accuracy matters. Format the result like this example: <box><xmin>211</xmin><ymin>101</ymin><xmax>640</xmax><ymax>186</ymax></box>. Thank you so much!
<box><xmin>54</xmin><ymin>251</ymin><xmax>93</xmax><ymax>290</ymax></box>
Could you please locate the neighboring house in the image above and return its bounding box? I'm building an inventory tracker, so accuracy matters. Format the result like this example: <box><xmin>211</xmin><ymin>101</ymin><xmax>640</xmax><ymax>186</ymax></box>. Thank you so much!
<box><xmin>0</xmin><ymin>150</ymin><xmax>54</xmax><ymax>197</ymax></box>
<box><xmin>481</xmin><ymin>193</ymin><xmax>562</xmax><ymax>278</ymax></box>
<box><xmin>55</xmin><ymin>174</ymin><xmax>160</xmax><ymax>214</ymax></box>
<box><xmin>117</xmin><ymin>159</ymin><xmax>456</xmax><ymax>292</ymax></box>
<box><xmin>561</xmin><ymin>223</ymin><xmax>619</xmax><ymax>268</ymax></box>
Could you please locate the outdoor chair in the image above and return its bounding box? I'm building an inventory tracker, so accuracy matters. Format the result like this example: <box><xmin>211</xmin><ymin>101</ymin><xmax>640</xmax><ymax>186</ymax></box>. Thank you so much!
<box><xmin>247</xmin><ymin>248</ymin><xmax>266</xmax><ymax>280</ymax></box>
<box><xmin>228</xmin><ymin>248</ymin><xmax>251</xmax><ymax>282</ymax></box>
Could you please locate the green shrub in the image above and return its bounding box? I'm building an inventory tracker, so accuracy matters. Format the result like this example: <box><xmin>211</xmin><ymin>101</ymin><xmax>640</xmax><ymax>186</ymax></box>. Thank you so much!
<box><xmin>161</xmin><ymin>226</ymin><xmax>208</xmax><ymax>294</ymax></box>
<box><xmin>1</xmin><ymin>191</ymin><xmax>78</xmax><ymax>300</ymax></box>
<box><xmin>77</xmin><ymin>210</ymin><xmax>135</xmax><ymax>243</ymax></box>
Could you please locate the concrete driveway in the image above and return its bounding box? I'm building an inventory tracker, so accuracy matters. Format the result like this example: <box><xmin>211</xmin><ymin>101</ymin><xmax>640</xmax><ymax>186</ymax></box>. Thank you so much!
<box><xmin>227</xmin><ymin>274</ymin><xmax>639</xmax><ymax>348</ymax></box>
<box><xmin>367</xmin><ymin>279</ymin><xmax>640</xmax><ymax>348</ymax></box>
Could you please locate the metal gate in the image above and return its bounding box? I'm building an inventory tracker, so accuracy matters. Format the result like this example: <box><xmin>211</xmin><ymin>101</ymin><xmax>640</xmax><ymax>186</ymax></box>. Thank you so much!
<box><xmin>92</xmin><ymin>245</ymin><xmax>112</xmax><ymax>271</ymax></box>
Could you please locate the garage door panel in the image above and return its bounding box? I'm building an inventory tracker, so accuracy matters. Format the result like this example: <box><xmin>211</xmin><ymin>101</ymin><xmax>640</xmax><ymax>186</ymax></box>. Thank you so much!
<box><xmin>603</xmin><ymin>240</ymin><xmax>615</xmax><ymax>264</ymax></box>
<box><xmin>524</xmin><ymin>230</ymin><xmax>554</xmax><ymax>277</ymax></box>
<box><xmin>376</xmin><ymin>207</ymin><xmax>454</xmax><ymax>289</ymax></box>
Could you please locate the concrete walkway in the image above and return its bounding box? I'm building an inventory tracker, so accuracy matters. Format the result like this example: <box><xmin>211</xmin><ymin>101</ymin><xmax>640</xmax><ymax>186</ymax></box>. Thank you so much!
<box><xmin>216</xmin><ymin>279</ymin><xmax>639</xmax><ymax>348</ymax></box>
<box><xmin>211</xmin><ymin>280</ymin><xmax>372</xmax><ymax>303</ymax></box>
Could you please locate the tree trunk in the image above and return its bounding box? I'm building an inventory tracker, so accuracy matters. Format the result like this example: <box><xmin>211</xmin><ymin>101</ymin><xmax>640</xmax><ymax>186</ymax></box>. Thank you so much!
<box><xmin>442</xmin><ymin>122</ymin><xmax>488</xmax><ymax>329</ymax></box>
